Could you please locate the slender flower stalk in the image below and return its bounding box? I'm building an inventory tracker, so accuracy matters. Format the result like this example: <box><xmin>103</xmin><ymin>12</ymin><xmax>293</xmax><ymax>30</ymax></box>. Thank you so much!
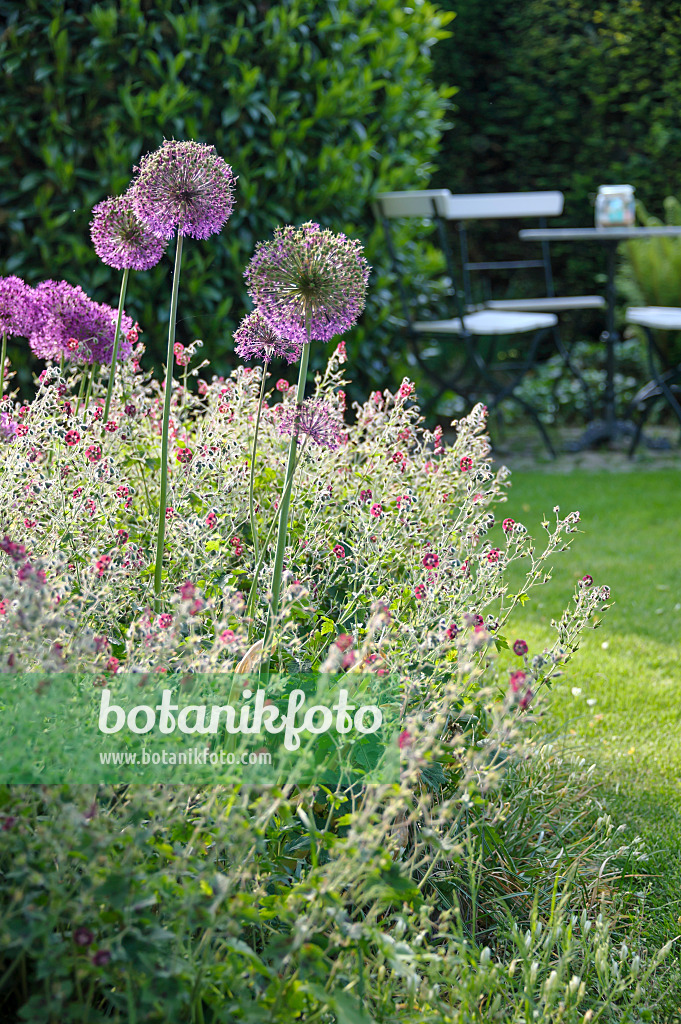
<box><xmin>248</xmin><ymin>368</ymin><xmax>268</xmax><ymax>567</ymax></box>
<box><xmin>103</xmin><ymin>268</ymin><xmax>129</xmax><ymax>423</ymax></box>
<box><xmin>0</xmin><ymin>330</ymin><xmax>6</xmax><ymax>400</ymax></box>
<box><xmin>153</xmin><ymin>234</ymin><xmax>183</xmax><ymax>610</ymax></box>
<box><xmin>263</xmin><ymin>313</ymin><xmax>311</xmax><ymax>672</ymax></box>
<box><xmin>131</xmin><ymin>140</ymin><xmax>236</xmax><ymax>610</ymax></box>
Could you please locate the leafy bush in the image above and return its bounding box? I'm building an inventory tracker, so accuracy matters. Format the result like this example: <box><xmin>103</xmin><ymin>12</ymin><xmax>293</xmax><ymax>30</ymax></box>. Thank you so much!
<box><xmin>0</xmin><ymin>0</ymin><xmax>455</xmax><ymax>398</ymax></box>
<box><xmin>618</xmin><ymin>196</ymin><xmax>681</xmax><ymax>365</ymax></box>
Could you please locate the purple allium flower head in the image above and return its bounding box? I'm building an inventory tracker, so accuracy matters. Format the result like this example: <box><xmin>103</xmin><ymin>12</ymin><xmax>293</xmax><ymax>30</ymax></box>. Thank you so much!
<box><xmin>130</xmin><ymin>140</ymin><xmax>237</xmax><ymax>240</ymax></box>
<box><xmin>0</xmin><ymin>276</ymin><xmax>35</xmax><ymax>338</ymax></box>
<box><xmin>233</xmin><ymin>310</ymin><xmax>301</xmax><ymax>364</ymax></box>
<box><xmin>90</xmin><ymin>194</ymin><xmax>167</xmax><ymax>271</ymax></box>
<box><xmin>278</xmin><ymin>398</ymin><xmax>343</xmax><ymax>450</ymax></box>
<box><xmin>0</xmin><ymin>412</ymin><xmax>16</xmax><ymax>442</ymax></box>
<box><xmin>29</xmin><ymin>280</ymin><xmax>133</xmax><ymax>365</ymax></box>
<box><xmin>244</xmin><ymin>222</ymin><xmax>371</xmax><ymax>344</ymax></box>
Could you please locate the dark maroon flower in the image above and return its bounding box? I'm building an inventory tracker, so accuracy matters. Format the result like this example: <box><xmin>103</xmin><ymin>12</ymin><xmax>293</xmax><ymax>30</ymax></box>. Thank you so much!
<box><xmin>73</xmin><ymin>927</ymin><xmax>94</xmax><ymax>947</ymax></box>
<box><xmin>422</xmin><ymin>552</ymin><xmax>439</xmax><ymax>569</ymax></box>
<box><xmin>91</xmin><ymin>949</ymin><xmax>111</xmax><ymax>967</ymax></box>
<box><xmin>131</xmin><ymin>140</ymin><xmax>237</xmax><ymax>240</ymax></box>
<box><xmin>90</xmin><ymin>194</ymin><xmax>167</xmax><ymax>271</ymax></box>
<box><xmin>445</xmin><ymin>623</ymin><xmax>459</xmax><ymax>640</ymax></box>
<box><xmin>513</xmin><ymin>639</ymin><xmax>528</xmax><ymax>656</ymax></box>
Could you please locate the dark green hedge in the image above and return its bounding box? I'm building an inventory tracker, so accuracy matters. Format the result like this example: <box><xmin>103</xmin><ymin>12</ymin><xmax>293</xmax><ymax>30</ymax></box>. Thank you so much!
<box><xmin>430</xmin><ymin>0</ymin><xmax>681</xmax><ymax>307</ymax></box>
<box><xmin>0</xmin><ymin>0</ymin><xmax>455</xmax><ymax>397</ymax></box>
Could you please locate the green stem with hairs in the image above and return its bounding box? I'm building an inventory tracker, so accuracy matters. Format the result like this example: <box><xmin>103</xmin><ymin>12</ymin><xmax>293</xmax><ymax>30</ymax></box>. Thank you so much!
<box><xmin>248</xmin><ymin>364</ymin><xmax>268</xmax><ymax>567</ymax></box>
<box><xmin>0</xmin><ymin>329</ymin><xmax>6</xmax><ymax>400</ymax></box>
<box><xmin>153</xmin><ymin>232</ymin><xmax>184</xmax><ymax>611</ymax></box>
<box><xmin>262</xmin><ymin>313</ymin><xmax>311</xmax><ymax>674</ymax></box>
<box><xmin>103</xmin><ymin>266</ymin><xmax>130</xmax><ymax>424</ymax></box>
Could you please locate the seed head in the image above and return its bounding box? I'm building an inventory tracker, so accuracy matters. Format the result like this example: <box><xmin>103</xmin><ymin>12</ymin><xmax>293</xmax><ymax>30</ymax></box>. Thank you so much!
<box><xmin>131</xmin><ymin>140</ymin><xmax>237</xmax><ymax>240</ymax></box>
<box><xmin>90</xmin><ymin>194</ymin><xmax>167</xmax><ymax>271</ymax></box>
<box><xmin>244</xmin><ymin>222</ymin><xmax>370</xmax><ymax>344</ymax></box>
<box><xmin>234</xmin><ymin>310</ymin><xmax>301</xmax><ymax>364</ymax></box>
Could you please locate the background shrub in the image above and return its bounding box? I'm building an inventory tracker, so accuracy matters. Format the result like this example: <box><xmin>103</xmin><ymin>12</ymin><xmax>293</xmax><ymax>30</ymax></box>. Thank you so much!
<box><xmin>0</xmin><ymin>0</ymin><xmax>455</xmax><ymax>398</ymax></box>
<box><xmin>430</xmin><ymin>0</ymin><xmax>681</xmax><ymax>311</ymax></box>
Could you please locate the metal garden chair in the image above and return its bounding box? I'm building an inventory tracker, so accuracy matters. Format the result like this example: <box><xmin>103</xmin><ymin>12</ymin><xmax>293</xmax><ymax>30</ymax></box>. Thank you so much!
<box><xmin>374</xmin><ymin>189</ymin><xmax>559</xmax><ymax>455</ymax></box>
<box><xmin>438</xmin><ymin>191</ymin><xmax>606</xmax><ymax>419</ymax></box>
<box><xmin>624</xmin><ymin>306</ymin><xmax>681</xmax><ymax>455</ymax></box>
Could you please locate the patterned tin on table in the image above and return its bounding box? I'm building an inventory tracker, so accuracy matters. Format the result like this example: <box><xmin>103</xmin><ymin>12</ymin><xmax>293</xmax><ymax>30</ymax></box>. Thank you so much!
<box><xmin>595</xmin><ymin>185</ymin><xmax>636</xmax><ymax>228</ymax></box>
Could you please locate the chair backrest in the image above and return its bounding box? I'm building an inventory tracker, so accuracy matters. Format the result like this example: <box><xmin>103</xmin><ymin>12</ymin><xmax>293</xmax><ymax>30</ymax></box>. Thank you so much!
<box><xmin>439</xmin><ymin>191</ymin><xmax>564</xmax><ymax>221</ymax></box>
<box><xmin>438</xmin><ymin>191</ymin><xmax>565</xmax><ymax>307</ymax></box>
<box><xmin>372</xmin><ymin>189</ymin><xmax>452</xmax><ymax>220</ymax></box>
<box><xmin>374</xmin><ymin>189</ymin><xmax>468</xmax><ymax>327</ymax></box>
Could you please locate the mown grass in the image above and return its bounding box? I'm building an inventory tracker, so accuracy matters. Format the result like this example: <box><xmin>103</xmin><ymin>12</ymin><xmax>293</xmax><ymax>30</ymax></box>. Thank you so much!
<box><xmin>500</xmin><ymin>469</ymin><xmax>681</xmax><ymax>1018</ymax></box>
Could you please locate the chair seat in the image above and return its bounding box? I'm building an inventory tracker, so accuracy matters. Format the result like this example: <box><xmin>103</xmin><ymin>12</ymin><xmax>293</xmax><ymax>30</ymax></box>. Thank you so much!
<box><xmin>626</xmin><ymin>306</ymin><xmax>681</xmax><ymax>330</ymax></box>
<box><xmin>413</xmin><ymin>309</ymin><xmax>557</xmax><ymax>336</ymax></box>
<box><xmin>486</xmin><ymin>295</ymin><xmax>605</xmax><ymax>312</ymax></box>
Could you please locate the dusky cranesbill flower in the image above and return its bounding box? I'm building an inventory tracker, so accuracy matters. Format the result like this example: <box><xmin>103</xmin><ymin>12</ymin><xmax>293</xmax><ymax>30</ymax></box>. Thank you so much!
<box><xmin>90</xmin><ymin>194</ymin><xmax>167</xmax><ymax>271</ymax></box>
<box><xmin>130</xmin><ymin>140</ymin><xmax>237</xmax><ymax>240</ymax></box>
<box><xmin>278</xmin><ymin>399</ymin><xmax>343</xmax><ymax>451</ymax></box>
<box><xmin>244</xmin><ymin>222</ymin><xmax>370</xmax><ymax>344</ymax></box>
<box><xmin>234</xmin><ymin>310</ymin><xmax>301</xmax><ymax>364</ymax></box>
<box><xmin>29</xmin><ymin>281</ymin><xmax>133</xmax><ymax>365</ymax></box>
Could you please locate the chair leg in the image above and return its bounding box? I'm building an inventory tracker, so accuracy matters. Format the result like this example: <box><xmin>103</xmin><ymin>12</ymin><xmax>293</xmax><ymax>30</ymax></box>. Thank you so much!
<box><xmin>550</xmin><ymin>322</ymin><xmax>595</xmax><ymax>421</ymax></box>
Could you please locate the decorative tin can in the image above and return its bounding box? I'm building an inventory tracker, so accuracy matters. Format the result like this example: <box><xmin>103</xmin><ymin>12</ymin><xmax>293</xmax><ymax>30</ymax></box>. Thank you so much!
<box><xmin>595</xmin><ymin>185</ymin><xmax>636</xmax><ymax>228</ymax></box>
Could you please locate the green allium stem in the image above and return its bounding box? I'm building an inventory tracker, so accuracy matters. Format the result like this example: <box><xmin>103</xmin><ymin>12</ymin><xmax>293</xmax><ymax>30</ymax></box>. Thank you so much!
<box><xmin>269</xmin><ymin>326</ymin><xmax>310</xmax><ymax>621</ymax></box>
<box><xmin>153</xmin><ymin>232</ymin><xmax>184</xmax><ymax>611</ymax></box>
<box><xmin>261</xmin><ymin>312</ymin><xmax>311</xmax><ymax>674</ymax></box>
<box><xmin>248</xmin><ymin>364</ymin><xmax>268</xmax><ymax>567</ymax></box>
<box><xmin>103</xmin><ymin>266</ymin><xmax>130</xmax><ymax>424</ymax></box>
<box><xmin>0</xmin><ymin>330</ymin><xmax>6</xmax><ymax>400</ymax></box>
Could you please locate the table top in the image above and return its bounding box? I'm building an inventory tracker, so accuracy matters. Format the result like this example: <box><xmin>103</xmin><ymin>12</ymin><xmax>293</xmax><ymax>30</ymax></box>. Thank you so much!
<box><xmin>520</xmin><ymin>226</ymin><xmax>681</xmax><ymax>241</ymax></box>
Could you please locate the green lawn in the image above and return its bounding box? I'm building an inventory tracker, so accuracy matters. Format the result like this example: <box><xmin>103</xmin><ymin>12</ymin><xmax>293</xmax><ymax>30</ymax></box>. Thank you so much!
<box><xmin>502</xmin><ymin>470</ymin><xmax>681</xmax><ymax>1016</ymax></box>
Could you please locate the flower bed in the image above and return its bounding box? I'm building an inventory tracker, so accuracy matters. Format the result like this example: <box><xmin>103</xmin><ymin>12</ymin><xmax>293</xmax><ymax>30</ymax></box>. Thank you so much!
<box><xmin>0</xmin><ymin>144</ymin><xmax>669</xmax><ymax>1021</ymax></box>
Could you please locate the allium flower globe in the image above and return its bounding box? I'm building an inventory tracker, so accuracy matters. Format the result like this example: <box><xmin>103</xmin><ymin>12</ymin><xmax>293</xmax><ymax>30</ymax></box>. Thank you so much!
<box><xmin>131</xmin><ymin>140</ymin><xmax>237</xmax><ymax>240</ymax></box>
<box><xmin>234</xmin><ymin>310</ymin><xmax>301</xmax><ymax>364</ymax></box>
<box><xmin>0</xmin><ymin>276</ymin><xmax>35</xmax><ymax>339</ymax></box>
<box><xmin>278</xmin><ymin>398</ymin><xmax>343</xmax><ymax>451</ymax></box>
<box><xmin>244</xmin><ymin>222</ymin><xmax>370</xmax><ymax>344</ymax></box>
<box><xmin>90</xmin><ymin>195</ymin><xmax>167</xmax><ymax>271</ymax></box>
<box><xmin>29</xmin><ymin>281</ymin><xmax>133</xmax><ymax>364</ymax></box>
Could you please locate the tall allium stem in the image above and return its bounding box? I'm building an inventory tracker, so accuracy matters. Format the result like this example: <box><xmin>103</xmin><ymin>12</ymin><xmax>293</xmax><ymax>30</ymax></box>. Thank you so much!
<box><xmin>268</xmin><ymin>312</ymin><xmax>311</xmax><ymax>628</ymax></box>
<box><xmin>103</xmin><ymin>267</ymin><xmax>130</xmax><ymax>423</ymax></box>
<box><xmin>153</xmin><ymin>232</ymin><xmax>184</xmax><ymax>611</ymax></box>
<box><xmin>0</xmin><ymin>330</ymin><xmax>6</xmax><ymax>399</ymax></box>
<box><xmin>248</xmin><ymin>364</ymin><xmax>268</xmax><ymax>567</ymax></box>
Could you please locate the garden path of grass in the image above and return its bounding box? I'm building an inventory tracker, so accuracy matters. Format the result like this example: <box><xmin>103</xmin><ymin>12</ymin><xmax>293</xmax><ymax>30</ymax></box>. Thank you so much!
<box><xmin>499</xmin><ymin>468</ymin><xmax>681</xmax><ymax>1015</ymax></box>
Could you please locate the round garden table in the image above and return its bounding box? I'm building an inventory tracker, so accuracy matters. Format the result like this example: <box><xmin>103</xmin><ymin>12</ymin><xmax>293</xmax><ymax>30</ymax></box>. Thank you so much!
<box><xmin>519</xmin><ymin>225</ymin><xmax>681</xmax><ymax>450</ymax></box>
